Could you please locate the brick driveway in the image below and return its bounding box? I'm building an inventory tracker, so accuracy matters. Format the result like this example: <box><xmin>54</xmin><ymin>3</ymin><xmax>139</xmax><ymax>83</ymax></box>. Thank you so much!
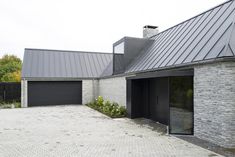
<box><xmin>0</xmin><ymin>105</ymin><xmax>222</xmax><ymax>157</ymax></box>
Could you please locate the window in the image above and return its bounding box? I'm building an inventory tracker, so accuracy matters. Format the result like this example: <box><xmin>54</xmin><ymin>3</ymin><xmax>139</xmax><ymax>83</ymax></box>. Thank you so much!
<box><xmin>114</xmin><ymin>42</ymin><xmax>124</xmax><ymax>54</ymax></box>
<box><xmin>169</xmin><ymin>76</ymin><xmax>193</xmax><ymax>135</ymax></box>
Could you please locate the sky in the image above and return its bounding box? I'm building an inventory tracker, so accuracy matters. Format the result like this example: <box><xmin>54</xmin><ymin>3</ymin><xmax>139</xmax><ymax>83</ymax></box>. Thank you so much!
<box><xmin>0</xmin><ymin>0</ymin><xmax>226</xmax><ymax>59</ymax></box>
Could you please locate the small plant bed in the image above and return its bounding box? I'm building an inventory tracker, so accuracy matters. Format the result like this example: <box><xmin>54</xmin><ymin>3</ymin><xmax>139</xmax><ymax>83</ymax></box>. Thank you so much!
<box><xmin>0</xmin><ymin>101</ymin><xmax>21</xmax><ymax>109</ymax></box>
<box><xmin>86</xmin><ymin>96</ymin><xmax>127</xmax><ymax>118</ymax></box>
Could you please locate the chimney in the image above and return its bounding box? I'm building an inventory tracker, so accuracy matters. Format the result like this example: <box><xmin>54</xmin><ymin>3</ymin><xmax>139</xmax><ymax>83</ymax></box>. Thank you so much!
<box><xmin>143</xmin><ymin>25</ymin><xmax>159</xmax><ymax>38</ymax></box>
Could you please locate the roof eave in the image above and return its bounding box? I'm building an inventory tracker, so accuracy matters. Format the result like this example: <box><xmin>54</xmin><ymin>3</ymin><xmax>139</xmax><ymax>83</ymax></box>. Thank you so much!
<box><xmin>21</xmin><ymin>77</ymin><xmax>100</xmax><ymax>81</ymax></box>
<box><xmin>125</xmin><ymin>56</ymin><xmax>235</xmax><ymax>75</ymax></box>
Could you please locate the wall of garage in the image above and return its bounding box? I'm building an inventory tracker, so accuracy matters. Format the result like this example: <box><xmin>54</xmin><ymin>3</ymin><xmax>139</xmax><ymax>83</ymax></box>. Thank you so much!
<box><xmin>82</xmin><ymin>79</ymin><xmax>99</xmax><ymax>104</ymax></box>
<box><xmin>82</xmin><ymin>77</ymin><xmax>126</xmax><ymax>107</ymax></box>
<box><xmin>21</xmin><ymin>80</ymin><xmax>28</xmax><ymax>107</ymax></box>
<box><xmin>22</xmin><ymin>77</ymin><xmax>126</xmax><ymax>107</ymax></box>
<box><xmin>98</xmin><ymin>76</ymin><xmax>126</xmax><ymax>107</ymax></box>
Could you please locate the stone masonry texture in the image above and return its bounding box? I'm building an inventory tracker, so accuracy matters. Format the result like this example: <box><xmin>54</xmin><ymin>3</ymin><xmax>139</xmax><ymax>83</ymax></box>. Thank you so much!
<box><xmin>194</xmin><ymin>61</ymin><xmax>235</xmax><ymax>148</ymax></box>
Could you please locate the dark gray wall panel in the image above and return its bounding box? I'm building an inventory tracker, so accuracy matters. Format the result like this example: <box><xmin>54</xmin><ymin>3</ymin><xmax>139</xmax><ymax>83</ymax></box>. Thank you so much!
<box><xmin>28</xmin><ymin>81</ymin><xmax>82</xmax><ymax>106</ymax></box>
<box><xmin>149</xmin><ymin>78</ymin><xmax>169</xmax><ymax>125</ymax></box>
<box><xmin>113</xmin><ymin>37</ymin><xmax>153</xmax><ymax>75</ymax></box>
<box><xmin>113</xmin><ymin>54</ymin><xmax>125</xmax><ymax>74</ymax></box>
<box><xmin>126</xmin><ymin>79</ymin><xmax>150</xmax><ymax>119</ymax></box>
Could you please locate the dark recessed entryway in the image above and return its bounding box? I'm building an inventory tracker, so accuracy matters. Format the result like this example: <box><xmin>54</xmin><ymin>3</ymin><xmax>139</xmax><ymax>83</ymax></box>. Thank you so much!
<box><xmin>127</xmin><ymin>70</ymin><xmax>194</xmax><ymax>135</ymax></box>
<box><xmin>127</xmin><ymin>77</ymin><xmax>169</xmax><ymax>125</ymax></box>
<box><xmin>28</xmin><ymin>81</ymin><xmax>82</xmax><ymax>107</ymax></box>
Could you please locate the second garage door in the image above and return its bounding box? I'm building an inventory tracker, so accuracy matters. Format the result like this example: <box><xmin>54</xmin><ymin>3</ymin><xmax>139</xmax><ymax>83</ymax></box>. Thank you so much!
<box><xmin>28</xmin><ymin>81</ymin><xmax>82</xmax><ymax>107</ymax></box>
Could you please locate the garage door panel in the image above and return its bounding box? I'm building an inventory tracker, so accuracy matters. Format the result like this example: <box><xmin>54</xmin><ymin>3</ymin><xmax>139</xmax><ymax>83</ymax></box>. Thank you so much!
<box><xmin>28</xmin><ymin>81</ymin><xmax>82</xmax><ymax>106</ymax></box>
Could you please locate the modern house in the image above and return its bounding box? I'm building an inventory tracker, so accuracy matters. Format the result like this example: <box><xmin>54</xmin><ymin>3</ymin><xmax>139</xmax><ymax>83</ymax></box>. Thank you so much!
<box><xmin>22</xmin><ymin>0</ymin><xmax>235</xmax><ymax>148</ymax></box>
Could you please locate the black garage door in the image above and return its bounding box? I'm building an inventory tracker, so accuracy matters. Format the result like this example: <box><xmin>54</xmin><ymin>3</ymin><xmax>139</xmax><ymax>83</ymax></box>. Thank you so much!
<box><xmin>28</xmin><ymin>81</ymin><xmax>82</xmax><ymax>107</ymax></box>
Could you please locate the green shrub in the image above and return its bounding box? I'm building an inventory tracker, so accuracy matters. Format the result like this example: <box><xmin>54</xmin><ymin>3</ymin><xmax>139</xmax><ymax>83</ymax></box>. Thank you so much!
<box><xmin>96</xmin><ymin>96</ymin><xmax>104</xmax><ymax>107</ymax></box>
<box><xmin>14</xmin><ymin>102</ymin><xmax>21</xmax><ymax>108</ymax></box>
<box><xmin>86</xmin><ymin>96</ymin><xmax>127</xmax><ymax>118</ymax></box>
<box><xmin>0</xmin><ymin>101</ymin><xmax>21</xmax><ymax>109</ymax></box>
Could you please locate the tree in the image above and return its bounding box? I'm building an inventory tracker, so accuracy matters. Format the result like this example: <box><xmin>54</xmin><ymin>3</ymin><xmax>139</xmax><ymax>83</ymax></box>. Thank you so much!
<box><xmin>1</xmin><ymin>70</ymin><xmax>21</xmax><ymax>82</ymax></box>
<box><xmin>0</xmin><ymin>55</ymin><xmax>22</xmax><ymax>82</ymax></box>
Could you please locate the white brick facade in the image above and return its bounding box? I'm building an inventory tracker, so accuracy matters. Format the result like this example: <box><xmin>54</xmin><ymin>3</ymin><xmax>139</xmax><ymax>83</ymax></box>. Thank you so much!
<box><xmin>82</xmin><ymin>76</ymin><xmax>126</xmax><ymax>107</ymax></box>
<box><xmin>21</xmin><ymin>80</ymin><xmax>28</xmax><ymax>108</ymax></box>
<box><xmin>98</xmin><ymin>76</ymin><xmax>126</xmax><ymax>106</ymax></box>
<box><xmin>82</xmin><ymin>79</ymin><xmax>99</xmax><ymax>104</ymax></box>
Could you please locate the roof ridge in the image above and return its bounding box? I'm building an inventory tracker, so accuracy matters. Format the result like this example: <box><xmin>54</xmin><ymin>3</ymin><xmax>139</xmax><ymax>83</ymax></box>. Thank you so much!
<box><xmin>25</xmin><ymin>48</ymin><xmax>112</xmax><ymax>55</ymax></box>
<box><xmin>149</xmin><ymin>0</ymin><xmax>234</xmax><ymax>39</ymax></box>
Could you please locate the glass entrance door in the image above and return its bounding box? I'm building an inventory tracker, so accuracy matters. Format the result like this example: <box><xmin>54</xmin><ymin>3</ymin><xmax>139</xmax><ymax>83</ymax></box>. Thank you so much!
<box><xmin>169</xmin><ymin>76</ymin><xmax>193</xmax><ymax>135</ymax></box>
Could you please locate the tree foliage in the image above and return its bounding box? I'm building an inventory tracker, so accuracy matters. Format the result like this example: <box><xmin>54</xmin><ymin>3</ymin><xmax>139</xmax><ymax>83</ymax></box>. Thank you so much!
<box><xmin>1</xmin><ymin>70</ymin><xmax>21</xmax><ymax>82</ymax></box>
<box><xmin>0</xmin><ymin>55</ymin><xmax>22</xmax><ymax>82</ymax></box>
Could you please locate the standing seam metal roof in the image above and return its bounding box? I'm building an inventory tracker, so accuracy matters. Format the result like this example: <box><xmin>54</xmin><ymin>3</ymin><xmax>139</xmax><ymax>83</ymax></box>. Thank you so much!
<box><xmin>22</xmin><ymin>49</ymin><xmax>112</xmax><ymax>78</ymax></box>
<box><xmin>126</xmin><ymin>0</ymin><xmax>235</xmax><ymax>73</ymax></box>
<box><xmin>22</xmin><ymin>0</ymin><xmax>235</xmax><ymax>79</ymax></box>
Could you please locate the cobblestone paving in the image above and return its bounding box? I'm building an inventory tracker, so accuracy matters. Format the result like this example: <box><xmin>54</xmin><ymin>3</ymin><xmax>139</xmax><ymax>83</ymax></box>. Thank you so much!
<box><xmin>0</xmin><ymin>105</ymin><xmax>223</xmax><ymax>157</ymax></box>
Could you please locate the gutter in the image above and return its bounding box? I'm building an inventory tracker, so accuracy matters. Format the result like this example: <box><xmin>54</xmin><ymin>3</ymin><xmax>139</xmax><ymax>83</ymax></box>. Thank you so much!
<box><xmin>125</xmin><ymin>57</ymin><xmax>235</xmax><ymax>76</ymax></box>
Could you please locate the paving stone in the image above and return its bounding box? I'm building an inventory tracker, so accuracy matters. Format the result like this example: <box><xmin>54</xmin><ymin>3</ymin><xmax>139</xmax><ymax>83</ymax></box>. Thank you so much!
<box><xmin>0</xmin><ymin>105</ymin><xmax>223</xmax><ymax>157</ymax></box>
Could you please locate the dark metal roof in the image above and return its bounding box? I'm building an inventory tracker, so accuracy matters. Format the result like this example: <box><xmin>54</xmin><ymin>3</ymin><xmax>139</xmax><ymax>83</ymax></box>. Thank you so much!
<box><xmin>126</xmin><ymin>0</ymin><xmax>235</xmax><ymax>73</ymax></box>
<box><xmin>22</xmin><ymin>49</ymin><xmax>112</xmax><ymax>79</ymax></box>
<box><xmin>100</xmin><ymin>60</ymin><xmax>113</xmax><ymax>77</ymax></box>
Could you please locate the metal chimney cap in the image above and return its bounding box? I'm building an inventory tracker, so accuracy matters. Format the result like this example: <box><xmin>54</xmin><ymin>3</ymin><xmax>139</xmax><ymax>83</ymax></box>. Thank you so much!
<box><xmin>143</xmin><ymin>25</ymin><xmax>158</xmax><ymax>29</ymax></box>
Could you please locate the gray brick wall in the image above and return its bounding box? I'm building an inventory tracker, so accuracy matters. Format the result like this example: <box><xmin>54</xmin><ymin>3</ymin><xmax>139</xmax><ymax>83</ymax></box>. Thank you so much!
<box><xmin>194</xmin><ymin>61</ymin><xmax>235</xmax><ymax>148</ymax></box>
<box><xmin>82</xmin><ymin>80</ymin><xmax>99</xmax><ymax>104</ymax></box>
<box><xmin>21</xmin><ymin>80</ymin><xmax>28</xmax><ymax>108</ymax></box>
<box><xmin>98</xmin><ymin>76</ymin><xmax>126</xmax><ymax>107</ymax></box>
<box><xmin>82</xmin><ymin>77</ymin><xmax>126</xmax><ymax>107</ymax></box>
